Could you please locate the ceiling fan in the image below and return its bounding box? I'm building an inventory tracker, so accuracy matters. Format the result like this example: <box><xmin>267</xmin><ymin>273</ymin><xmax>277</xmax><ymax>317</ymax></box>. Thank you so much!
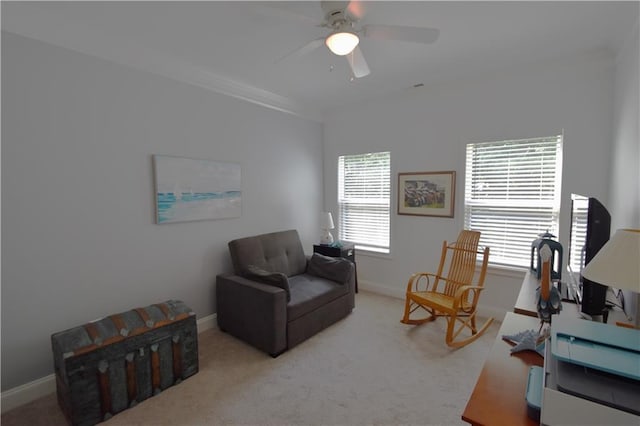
<box><xmin>275</xmin><ymin>1</ymin><xmax>440</xmax><ymax>79</ymax></box>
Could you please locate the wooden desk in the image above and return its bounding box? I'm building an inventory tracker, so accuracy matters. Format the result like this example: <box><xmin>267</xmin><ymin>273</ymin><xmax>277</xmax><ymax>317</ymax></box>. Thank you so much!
<box><xmin>514</xmin><ymin>270</ymin><xmax>630</xmax><ymax>323</ymax></box>
<box><xmin>464</xmin><ymin>272</ymin><xmax>634</xmax><ymax>425</ymax></box>
<box><xmin>462</xmin><ymin>312</ymin><xmax>543</xmax><ymax>426</ymax></box>
<box><xmin>513</xmin><ymin>271</ymin><xmax>539</xmax><ymax>317</ymax></box>
<box><xmin>514</xmin><ymin>270</ymin><xmax>568</xmax><ymax>318</ymax></box>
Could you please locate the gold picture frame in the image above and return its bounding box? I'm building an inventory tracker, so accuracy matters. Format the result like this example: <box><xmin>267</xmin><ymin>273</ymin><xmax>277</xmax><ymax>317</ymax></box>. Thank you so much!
<box><xmin>398</xmin><ymin>171</ymin><xmax>456</xmax><ymax>217</ymax></box>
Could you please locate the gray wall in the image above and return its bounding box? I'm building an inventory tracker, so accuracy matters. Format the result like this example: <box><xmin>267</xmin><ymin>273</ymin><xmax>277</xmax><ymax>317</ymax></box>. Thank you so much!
<box><xmin>1</xmin><ymin>32</ymin><xmax>324</xmax><ymax>390</ymax></box>
<box><xmin>610</xmin><ymin>21</ymin><xmax>640</xmax><ymax>323</ymax></box>
<box><xmin>610</xmin><ymin>21</ymin><xmax>640</xmax><ymax>231</ymax></box>
<box><xmin>323</xmin><ymin>48</ymin><xmax>619</xmax><ymax>314</ymax></box>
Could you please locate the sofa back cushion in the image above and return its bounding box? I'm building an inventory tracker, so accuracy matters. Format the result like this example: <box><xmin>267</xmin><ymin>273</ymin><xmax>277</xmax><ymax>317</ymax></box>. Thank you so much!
<box><xmin>228</xmin><ymin>229</ymin><xmax>307</xmax><ymax>277</ymax></box>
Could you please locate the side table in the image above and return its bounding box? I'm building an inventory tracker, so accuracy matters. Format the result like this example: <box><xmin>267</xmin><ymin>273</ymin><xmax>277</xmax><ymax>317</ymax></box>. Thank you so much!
<box><xmin>313</xmin><ymin>243</ymin><xmax>358</xmax><ymax>293</ymax></box>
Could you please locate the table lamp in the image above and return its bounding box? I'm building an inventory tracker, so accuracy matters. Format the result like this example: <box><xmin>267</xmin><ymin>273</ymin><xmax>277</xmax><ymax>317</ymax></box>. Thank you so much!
<box><xmin>319</xmin><ymin>212</ymin><xmax>335</xmax><ymax>245</ymax></box>
<box><xmin>581</xmin><ymin>228</ymin><xmax>640</xmax><ymax>326</ymax></box>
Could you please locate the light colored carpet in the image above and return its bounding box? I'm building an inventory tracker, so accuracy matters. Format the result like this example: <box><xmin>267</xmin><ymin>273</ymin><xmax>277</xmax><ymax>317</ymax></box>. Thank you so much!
<box><xmin>1</xmin><ymin>291</ymin><xmax>499</xmax><ymax>425</ymax></box>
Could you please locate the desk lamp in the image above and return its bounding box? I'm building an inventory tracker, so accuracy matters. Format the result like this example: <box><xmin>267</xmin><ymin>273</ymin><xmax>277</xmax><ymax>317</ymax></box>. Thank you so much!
<box><xmin>581</xmin><ymin>228</ymin><xmax>640</xmax><ymax>327</ymax></box>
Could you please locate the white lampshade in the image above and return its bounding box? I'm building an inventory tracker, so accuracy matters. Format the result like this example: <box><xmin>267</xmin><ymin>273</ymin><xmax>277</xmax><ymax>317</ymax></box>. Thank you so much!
<box><xmin>319</xmin><ymin>212</ymin><xmax>335</xmax><ymax>245</ymax></box>
<box><xmin>325</xmin><ymin>31</ymin><xmax>359</xmax><ymax>56</ymax></box>
<box><xmin>581</xmin><ymin>229</ymin><xmax>640</xmax><ymax>292</ymax></box>
<box><xmin>320</xmin><ymin>212</ymin><xmax>335</xmax><ymax>230</ymax></box>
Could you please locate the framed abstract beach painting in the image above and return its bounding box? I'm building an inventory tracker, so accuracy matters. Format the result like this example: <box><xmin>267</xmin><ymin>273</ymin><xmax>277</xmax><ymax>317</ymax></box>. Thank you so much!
<box><xmin>153</xmin><ymin>155</ymin><xmax>241</xmax><ymax>224</ymax></box>
<box><xmin>398</xmin><ymin>171</ymin><xmax>455</xmax><ymax>218</ymax></box>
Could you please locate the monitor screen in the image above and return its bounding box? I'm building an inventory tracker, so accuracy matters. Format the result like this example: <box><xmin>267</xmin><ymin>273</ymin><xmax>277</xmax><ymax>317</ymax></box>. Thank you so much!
<box><xmin>568</xmin><ymin>195</ymin><xmax>588</xmax><ymax>279</ymax></box>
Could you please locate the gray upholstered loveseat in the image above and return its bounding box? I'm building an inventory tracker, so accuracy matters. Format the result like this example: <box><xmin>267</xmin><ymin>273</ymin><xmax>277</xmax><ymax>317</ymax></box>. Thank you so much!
<box><xmin>216</xmin><ymin>229</ymin><xmax>356</xmax><ymax>356</ymax></box>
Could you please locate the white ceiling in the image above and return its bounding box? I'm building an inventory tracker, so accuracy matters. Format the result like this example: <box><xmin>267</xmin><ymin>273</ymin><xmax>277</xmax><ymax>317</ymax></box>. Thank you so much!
<box><xmin>3</xmin><ymin>1</ymin><xmax>639</xmax><ymax>120</ymax></box>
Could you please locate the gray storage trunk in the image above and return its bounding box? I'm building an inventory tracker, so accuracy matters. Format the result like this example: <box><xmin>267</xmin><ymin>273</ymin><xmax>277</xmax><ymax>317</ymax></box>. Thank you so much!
<box><xmin>51</xmin><ymin>300</ymin><xmax>198</xmax><ymax>426</ymax></box>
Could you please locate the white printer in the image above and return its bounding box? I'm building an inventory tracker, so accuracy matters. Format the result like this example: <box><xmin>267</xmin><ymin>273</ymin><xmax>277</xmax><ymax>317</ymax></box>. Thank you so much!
<box><xmin>536</xmin><ymin>315</ymin><xmax>640</xmax><ymax>425</ymax></box>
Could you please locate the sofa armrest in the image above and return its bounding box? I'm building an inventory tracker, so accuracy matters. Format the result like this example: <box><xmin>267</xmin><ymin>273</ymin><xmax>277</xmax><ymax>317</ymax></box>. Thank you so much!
<box><xmin>306</xmin><ymin>253</ymin><xmax>354</xmax><ymax>285</ymax></box>
<box><xmin>216</xmin><ymin>274</ymin><xmax>287</xmax><ymax>356</ymax></box>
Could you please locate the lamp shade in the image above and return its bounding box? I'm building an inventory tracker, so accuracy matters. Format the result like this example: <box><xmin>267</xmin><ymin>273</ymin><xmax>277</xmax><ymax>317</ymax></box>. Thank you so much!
<box><xmin>320</xmin><ymin>212</ymin><xmax>335</xmax><ymax>230</ymax></box>
<box><xmin>581</xmin><ymin>229</ymin><xmax>640</xmax><ymax>292</ymax></box>
<box><xmin>325</xmin><ymin>31</ymin><xmax>359</xmax><ymax>56</ymax></box>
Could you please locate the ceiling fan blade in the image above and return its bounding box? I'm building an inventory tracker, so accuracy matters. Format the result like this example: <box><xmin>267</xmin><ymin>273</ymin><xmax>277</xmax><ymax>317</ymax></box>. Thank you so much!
<box><xmin>346</xmin><ymin>46</ymin><xmax>370</xmax><ymax>78</ymax></box>
<box><xmin>345</xmin><ymin>0</ymin><xmax>365</xmax><ymax>21</ymax></box>
<box><xmin>362</xmin><ymin>24</ymin><xmax>440</xmax><ymax>44</ymax></box>
<box><xmin>275</xmin><ymin>38</ymin><xmax>324</xmax><ymax>63</ymax></box>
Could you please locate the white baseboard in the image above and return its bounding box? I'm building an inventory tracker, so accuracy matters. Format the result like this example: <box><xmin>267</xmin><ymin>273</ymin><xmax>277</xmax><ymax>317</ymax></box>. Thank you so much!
<box><xmin>359</xmin><ymin>279</ymin><xmax>506</xmax><ymax>323</ymax></box>
<box><xmin>196</xmin><ymin>313</ymin><xmax>216</xmax><ymax>333</ymax></box>
<box><xmin>359</xmin><ymin>279</ymin><xmax>405</xmax><ymax>300</ymax></box>
<box><xmin>0</xmin><ymin>373</ymin><xmax>57</xmax><ymax>414</ymax></box>
<box><xmin>1</xmin><ymin>313</ymin><xmax>218</xmax><ymax>414</ymax></box>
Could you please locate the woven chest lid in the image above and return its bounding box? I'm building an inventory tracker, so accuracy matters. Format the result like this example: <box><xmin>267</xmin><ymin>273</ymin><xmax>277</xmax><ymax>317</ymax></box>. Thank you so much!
<box><xmin>51</xmin><ymin>300</ymin><xmax>194</xmax><ymax>357</ymax></box>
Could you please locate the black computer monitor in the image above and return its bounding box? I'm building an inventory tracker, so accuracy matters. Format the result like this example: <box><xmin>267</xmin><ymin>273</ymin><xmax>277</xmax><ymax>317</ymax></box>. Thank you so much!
<box><xmin>567</xmin><ymin>194</ymin><xmax>611</xmax><ymax>317</ymax></box>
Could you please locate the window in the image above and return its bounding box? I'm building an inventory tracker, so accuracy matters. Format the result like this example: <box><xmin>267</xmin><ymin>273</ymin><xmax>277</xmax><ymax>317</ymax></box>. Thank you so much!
<box><xmin>338</xmin><ymin>151</ymin><xmax>391</xmax><ymax>253</ymax></box>
<box><xmin>464</xmin><ymin>135</ymin><xmax>563</xmax><ymax>268</ymax></box>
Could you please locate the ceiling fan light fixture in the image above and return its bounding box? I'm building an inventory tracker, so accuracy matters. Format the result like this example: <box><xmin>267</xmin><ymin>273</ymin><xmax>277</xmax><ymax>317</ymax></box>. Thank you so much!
<box><xmin>325</xmin><ymin>31</ymin><xmax>359</xmax><ymax>56</ymax></box>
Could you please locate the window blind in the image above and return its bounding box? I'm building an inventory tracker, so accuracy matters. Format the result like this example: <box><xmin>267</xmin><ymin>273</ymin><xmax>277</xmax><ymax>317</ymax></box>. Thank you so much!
<box><xmin>338</xmin><ymin>151</ymin><xmax>390</xmax><ymax>253</ymax></box>
<box><xmin>464</xmin><ymin>136</ymin><xmax>563</xmax><ymax>267</ymax></box>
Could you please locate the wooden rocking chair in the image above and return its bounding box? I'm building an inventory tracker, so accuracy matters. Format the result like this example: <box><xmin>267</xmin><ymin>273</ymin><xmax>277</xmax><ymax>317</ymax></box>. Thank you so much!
<box><xmin>401</xmin><ymin>230</ymin><xmax>493</xmax><ymax>348</ymax></box>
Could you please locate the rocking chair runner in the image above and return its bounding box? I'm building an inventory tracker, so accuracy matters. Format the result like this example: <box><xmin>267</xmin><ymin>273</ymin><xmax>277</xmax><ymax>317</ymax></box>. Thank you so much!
<box><xmin>401</xmin><ymin>230</ymin><xmax>493</xmax><ymax>348</ymax></box>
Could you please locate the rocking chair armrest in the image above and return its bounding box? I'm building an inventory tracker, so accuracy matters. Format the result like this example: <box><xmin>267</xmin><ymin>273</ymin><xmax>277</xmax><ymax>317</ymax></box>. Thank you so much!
<box><xmin>451</xmin><ymin>285</ymin><xmax>485</xmax><ymax>310</ymax></box>
<box><xmin>453</xmin><ymin>285</ymin><xmax>485</xmax><ymax>298</ymax></box>
<box><xmin>406</xmin><ymin>272</ymin><xmax>443</xmax><ymax>292</ymax></box>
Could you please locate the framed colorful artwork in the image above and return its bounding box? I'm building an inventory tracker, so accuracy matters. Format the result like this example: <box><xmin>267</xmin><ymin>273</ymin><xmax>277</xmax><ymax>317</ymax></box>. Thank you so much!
<box><xmin>153</xmin><ymin>155</ymin><xmax>241</xmax><ymax>224</ymax></box>
<box><xmin>398</xmin><ymin>171</ymin><xmax>455</xmax><ymax>218</ymax></box>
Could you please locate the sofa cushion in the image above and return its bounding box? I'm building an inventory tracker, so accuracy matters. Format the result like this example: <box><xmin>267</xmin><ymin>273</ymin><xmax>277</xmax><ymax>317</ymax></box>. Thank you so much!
<box><xmin>287</xmin><ymin>274</ymin><xmax>349</xmax><ymax>321</ymax></box>
<box><xmin>228</xmin><ymin>230</ymin><xmax>307</xmax><ymax>277</ymax></box>
<box><xmin>244</xmin><ymin>265</ymin><xmax>291</xmax><ymax>302</ymax></box>
<box><xmin>306</xmin><ymin>253</ymin><xmax>353</xmax><ymax>284</ymax></box>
